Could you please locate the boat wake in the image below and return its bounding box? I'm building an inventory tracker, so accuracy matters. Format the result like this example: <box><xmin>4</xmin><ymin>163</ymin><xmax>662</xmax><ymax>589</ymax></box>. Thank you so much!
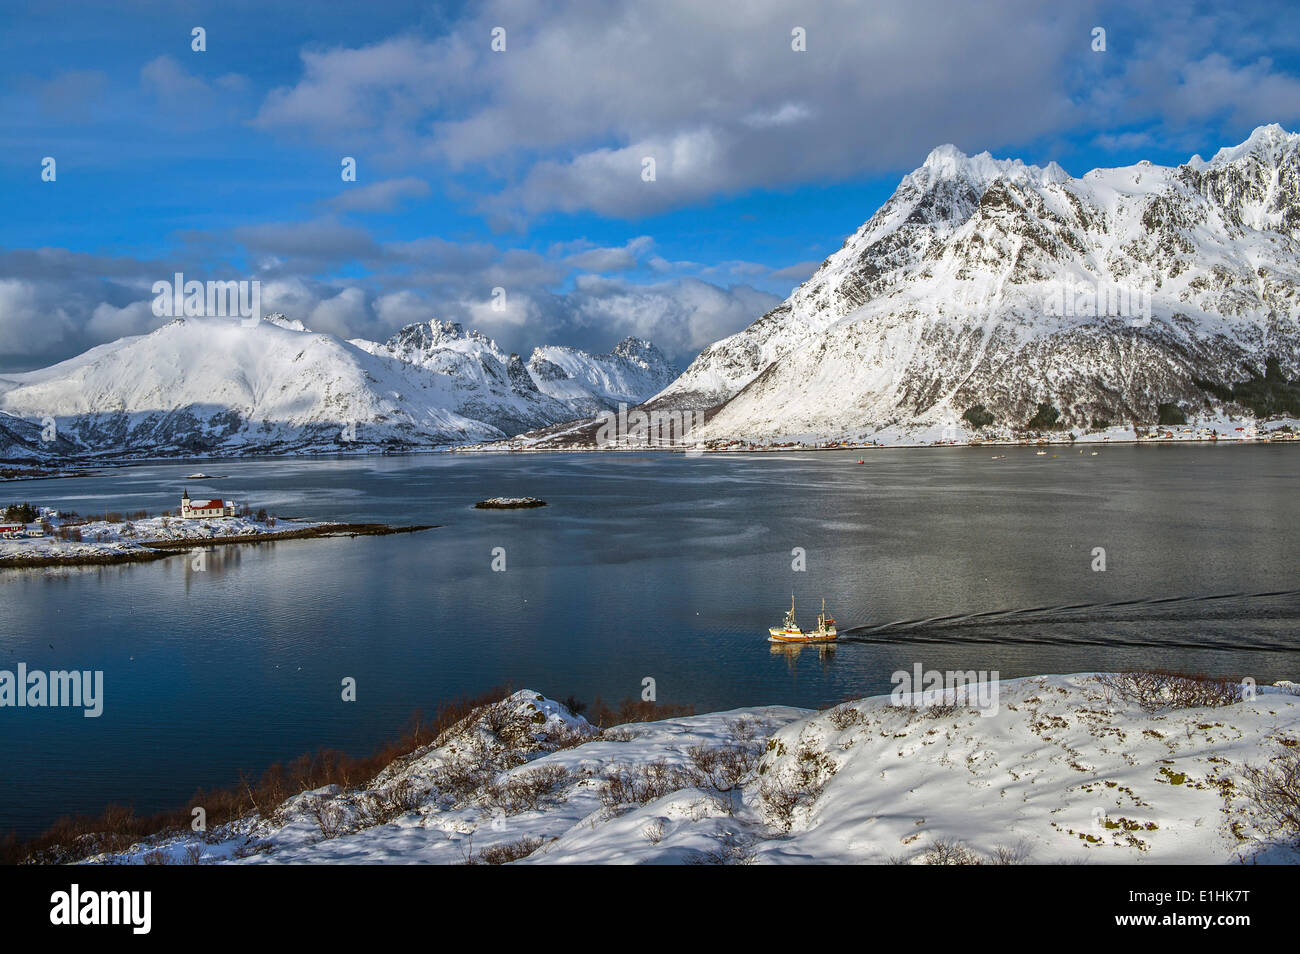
<box><xmin>837</xmin><ymin>589</ymin><xmax>1300</xmax><ymax>653</ymax></box>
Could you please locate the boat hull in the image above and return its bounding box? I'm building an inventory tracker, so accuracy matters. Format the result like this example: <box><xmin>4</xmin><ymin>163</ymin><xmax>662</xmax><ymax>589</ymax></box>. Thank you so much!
<box><xmin>768</xmin><ymin>627</ymin><xmax>838</xmax><ymax>643</ymax></box>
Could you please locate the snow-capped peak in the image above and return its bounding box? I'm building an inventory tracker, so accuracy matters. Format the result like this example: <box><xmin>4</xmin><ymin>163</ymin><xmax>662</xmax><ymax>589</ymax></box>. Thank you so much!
<box><xmin>1199</xmin><ymin>122</ymin><xmax>1300</xmax><ymax>168</ymax></box>
<box><xmin>911</xmin><ymin>144</ymin><xmax>1070</xmax><ymax>189</ymax></box>
<box><xmin>263</xmin><ymin>313</ymin><xmax>308</xmax><ymax>331</ymax></box>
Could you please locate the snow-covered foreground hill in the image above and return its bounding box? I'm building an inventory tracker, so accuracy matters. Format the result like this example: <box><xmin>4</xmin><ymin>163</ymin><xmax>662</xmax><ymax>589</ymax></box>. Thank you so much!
<box><xmin>648</xmin><ymin>124</ymin><xmax>1300</xmax><ymax>445</ymax></box>
<box><xmin>90</xmin><ymin>675</ymin><xmax>1300</xmax><ymax>865</ymax></box>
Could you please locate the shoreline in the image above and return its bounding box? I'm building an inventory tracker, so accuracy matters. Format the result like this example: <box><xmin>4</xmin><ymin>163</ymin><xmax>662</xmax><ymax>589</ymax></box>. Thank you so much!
<box><xmin>0</xmin><ymin>522</ymin><xmax>437</xmax><ymax>569</ymax></box>
<box><xmin>2</xmin><ymin>423</ymin><xmax>1297</xmax><ymax>469</ymax></box>
<box><xmin>450</xmin><ymin>436</ymin><xmax>1300</xmax><ymax>454</ymax></box>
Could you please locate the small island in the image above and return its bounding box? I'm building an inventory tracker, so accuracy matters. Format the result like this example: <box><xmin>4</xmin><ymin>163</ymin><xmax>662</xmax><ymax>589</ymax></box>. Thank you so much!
<box><xmin>0</xmin><ymin>489</ymin><xmax>435</xmax><ymax>569</ymax></box>
<box><xmin>474</xmin><ymin>496</ymin><xmax>548</xmax><ymax>509</ymax></box>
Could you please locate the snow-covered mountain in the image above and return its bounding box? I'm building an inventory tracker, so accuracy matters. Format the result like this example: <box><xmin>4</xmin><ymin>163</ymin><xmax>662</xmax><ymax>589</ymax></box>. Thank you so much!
<box><xmin>350</xmin><ymin>320</ymin><xmax>574</xmax><ymax>438</ymax></box>
<box><xmin>353</xmin><ymin>320</ymin><xmax>678</xmax><ymax>436</ymax></box>
<box><xmin>0</xmin><ymin>317</ymin><xmax>502</xmax><ymax>458</ymax></box>
<box><xmin>0</xmin><ymin>315</ymin><xmax>677</xmax><ymax>460</ymax></box>
<box><xmin>652</xmin><ymin>124</ymin><xmax>1300</xmax><ymax>441</ymax></box>
<box><xmin>528</xmin><ymin>337</ymin><xmax>678</xmax><ymax>417</ymax></box>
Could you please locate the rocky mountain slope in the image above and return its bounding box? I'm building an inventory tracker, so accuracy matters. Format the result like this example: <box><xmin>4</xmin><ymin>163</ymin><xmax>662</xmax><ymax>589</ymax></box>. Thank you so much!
<box><xmin>353</xmin><ymin>320</ymin><xmax>677</xmax><ymax>437</ymax></box>
<box><xmin>528</xmin><ymin>337</ymin><xmax>678</xmax><ymax>417</ymax></box>
<box><xmin>652</xmin><ymin>124</ymin><xmax>1300</xmax><ymax>442</ymax></box>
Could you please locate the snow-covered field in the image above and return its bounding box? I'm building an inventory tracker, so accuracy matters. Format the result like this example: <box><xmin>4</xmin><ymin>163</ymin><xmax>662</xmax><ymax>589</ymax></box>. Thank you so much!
<box><xmin>87</xmin><ymin>675</ymin><xmax>1300</xmax><ymax>865</ymax></box>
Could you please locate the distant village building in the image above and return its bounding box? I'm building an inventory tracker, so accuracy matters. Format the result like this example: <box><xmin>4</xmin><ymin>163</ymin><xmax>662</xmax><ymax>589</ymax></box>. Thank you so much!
<box><xmin>181</xmin><ymin>489</ymin><xmax>234</xmax><ymax>519</ymax></box>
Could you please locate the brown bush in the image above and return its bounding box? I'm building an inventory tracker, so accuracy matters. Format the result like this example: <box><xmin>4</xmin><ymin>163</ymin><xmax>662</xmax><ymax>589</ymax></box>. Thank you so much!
<box><xmin>681</xmin><ymin>744</ymin><xmax>760</xmax><ymax>794</ymax></box>
<box><xmin>1240</xmin><ymin>742</ymin><xmax>1300</xmax><ymax>845</ymax></box>
<box><xmin>1095</xmin><ymin>671</ymin><xmax>1243</xmax><ymax>713</ymax></box>
<box><xmin>921</xmin><ymin>839</ymin><xmax>983</xmax><ymax>865</ymax></box>
<box><xmin>758</xmin><ymin>775</ymin><xmax>804</xmax><ymax>831</ymax></box>
<box><xmin>600</xmin><ymin>760</ymin><xmax>684</xmax><ymax>814</ymax></box>
<box><xmin>353</xmin><ymin>779</ymin><xmax>422</xmax><ymax>829</ymax></box>
<box><xmin>483</xmin><ymin>765</ymin><xmax>576</xmax><ymax>815</ymax></box>
<box><xmin>466</xmin><ymin>836</ymin><xmax>544</xmax><ymax>865</ymax></box>
<box><xmin>3</xmin><ymin>686</ymin><xmax>514</xmax><ymax>864</ymax></box>
<box><xmin>586</xmin><ymin>696</ymin><xmax>695</xmax><ymax>728</ymax></box>
<box><xmin>827</xmin><ymin>704</ymin><xmax>867</xmax><ymax>730</ymax></box>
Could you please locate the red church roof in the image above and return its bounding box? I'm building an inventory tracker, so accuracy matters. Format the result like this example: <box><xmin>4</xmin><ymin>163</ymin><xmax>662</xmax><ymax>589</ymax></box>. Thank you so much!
<box><xmin>192</xmin><ymin>500</ymin><xmax>225</xmax><ymax>509</ymax></box>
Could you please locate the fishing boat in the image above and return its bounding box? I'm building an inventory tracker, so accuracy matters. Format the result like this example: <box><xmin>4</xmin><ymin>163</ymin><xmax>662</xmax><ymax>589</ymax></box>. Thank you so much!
<box><xmin>769</xmin><ymin>595</ymin><xmax>838</xmax><ymax>643</ymax></box>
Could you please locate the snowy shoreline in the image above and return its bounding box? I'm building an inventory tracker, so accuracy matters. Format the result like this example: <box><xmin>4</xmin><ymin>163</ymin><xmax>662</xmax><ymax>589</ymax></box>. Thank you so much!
<box><xmin>56</xmin><ymin>673</ymin><xmax>1300</xmax><ymax>866</ymax></box>
<box><xmin>0</xmin><ymin>519</ymin><xmax>435</xmax><ymax>568</ymax></box>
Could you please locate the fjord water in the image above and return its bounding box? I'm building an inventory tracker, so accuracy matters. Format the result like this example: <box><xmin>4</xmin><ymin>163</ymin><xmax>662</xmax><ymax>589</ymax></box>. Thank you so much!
<box><xmin>2</xmin><ymin>446</ymin><xmax>1298</xmax><ymax>835</ymax></box>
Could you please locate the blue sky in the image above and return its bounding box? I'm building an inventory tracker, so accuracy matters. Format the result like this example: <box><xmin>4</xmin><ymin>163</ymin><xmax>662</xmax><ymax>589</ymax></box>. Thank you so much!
<box><xmin>1</xmin><ymin>0</ymin><xmax>1299</xmax><ymax>370</ymax></box>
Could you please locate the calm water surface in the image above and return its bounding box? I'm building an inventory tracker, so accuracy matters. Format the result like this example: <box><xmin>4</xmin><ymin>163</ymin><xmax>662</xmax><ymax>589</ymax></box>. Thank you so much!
<box><xmin>1</xmin><ymin>445</ymin><xmax>1297</xmax><ymax>834</ymax></box>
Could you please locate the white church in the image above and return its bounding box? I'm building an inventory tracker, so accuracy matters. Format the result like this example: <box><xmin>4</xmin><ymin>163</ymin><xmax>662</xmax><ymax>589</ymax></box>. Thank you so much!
<box><xmin>180</xmin><ymin>489</ymin><xmax>234</xmax><ymax>519</ymax></box>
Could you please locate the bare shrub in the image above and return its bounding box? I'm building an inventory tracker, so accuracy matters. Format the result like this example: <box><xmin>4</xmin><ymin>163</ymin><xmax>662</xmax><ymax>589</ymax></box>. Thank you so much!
<box><xmin>482</xmin><ymin>699</ymin><xmax>539</xmax><ymax>750</ymax></box>
<box><xmin>687</xmin><ymin>830</ymin><xmax>758</xmax><ymax>865</ymax></box>
<box><xmin>827</xmin><ymin>704</ymin><xmax>867</xmax><ymax>730</ymax></box>
<box><xmin>921</xmin><ymin>839</ymin><xmax>983</xmax><ymax>865</ymax></box>
<box><xmin>1094</xmin><ymin>671</ymin><xmax>1243</xmax><ymax>713</ymax></box>
<box><xmin>759</xmin><ymin>743</ymin><xmax>837</xmax><ymax>832</ymax></box>
<box><xmin>726</xmin><ymin>717</ymin><xmax>761</xmax><ymax>742</ymax></box>
<box><xmin>588</xmin><ymin>696</ymin><xmax>696</xmax><ymax>728</ymax></box>
<box><xmin>758</xmin><ymin>775</ymin><xmax>804</xmax><ymax>832</ymax></box>
<box><xmin>466</xmin><ymin>836</ymin><xmax>544</xmax><ymax>865</ymax></box>
<box><xmin>1240</xmin><ymin>742</ymin><xmax>1300</xmax><ymax>845</ymax></box>
<box><xmin>483</xmin><ymin>765</ymin><xmax>576</xmax><ymax>816</ymax></box>
<box><xmin>353</xmin><ymin>779</ymin><xmax>421</xmax><ymax>829</ymax></box>
<box><xmin>306</xmin><ymin>796</ymin><xmax>346</xmax><ymax>839</ymax></box>
<box><xmin>642</xmin><ymin>819</ymin><xmax>665</xmax><ymax>845</ymax></box>
<box><xmin>541</xmin><ymin>721</ymin><xmax>597</xmax><ymax>752</ymax></box>
<box><xmin>991</xmin><ymin>842</ymin><xmax>1032</xmax><ymax>865</ymax></box>
<box><xmin>682</xmin><ymin>744</ymin><xmax>761</xmax><ymax>794</ymax></box>
<box><xmin>599</xmin><ymin>726</ymin><xmax>639</xmax><ymax>743</ymax></box>
<box><xmin>600</xmin><ymin>760</ymin><xmax>684</xmax><ymax>814</ymax></box>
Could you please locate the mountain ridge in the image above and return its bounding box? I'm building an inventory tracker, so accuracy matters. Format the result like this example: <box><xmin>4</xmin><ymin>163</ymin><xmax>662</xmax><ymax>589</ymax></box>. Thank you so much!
<box><xmin>646</xmin><ymin>124</ymin><xmax>1300</xmax><ymax>442</ymax></box>
<box><xmin>0</xmin><ymin>316</ymin><xmax>677</xmax><ymax>460</ymax></box>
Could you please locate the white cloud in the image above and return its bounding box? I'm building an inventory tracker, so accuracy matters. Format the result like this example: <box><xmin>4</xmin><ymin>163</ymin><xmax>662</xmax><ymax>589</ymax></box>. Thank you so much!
<box><xmin>307</xmin><ymin>287</ymin><xmax>369</xmax><ymax>337</ymax></box>
<box><xmin>85</xmin><ymin>300</ymin><xmax>159</xmax><ymax>342</ymax></box>
<box><xmin>324</xmin><ymin>177</ymin><xmax>431</xmax><ymax>213</ymax></box>
<box><xmin>0</xmin><ymin>280</ymin><xmax>71</xmax><ymax>353</ymax></box>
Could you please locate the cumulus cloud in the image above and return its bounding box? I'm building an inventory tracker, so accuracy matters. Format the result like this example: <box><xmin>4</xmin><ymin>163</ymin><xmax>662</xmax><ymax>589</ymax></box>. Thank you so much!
<box><xmin>139</xmin><ymin>55</ymin><xmax>249</xmax><ymax>119</ymax></box>
<box><xmin>324</xmin><ymin>177</ymin><xmax>431</xmax><ymax>213</ymax></box>
<box><xmin>0</xmin><ymin>228</ymin><xmax>780</xmax><ymax>370</ymax></box>
<box><xmin>251</xmin><ymin>0</ymin><xmax>1092</xmax><ymax>218</ymax></box>
<box><xmin>85</xmin><ymin>300</ymin><xmax>160</xmax><ymax>341</ymax></box>
<box><xmin>0</xmin><ymin>279</ymin><xmax>71</xmax><ymax>355</ymax></box>
<box><xmin>307</xmin><ymin>286</ymin><xmax>369</xmax><ymax>337</ymax></box>
<box><xmin>560</xmin><ymin>236</ymin><xmax>655</xmax><ymax>273</ymax></box>
<box><xmin>245</xmin><ymin>0</ymin><xmax>1300</xmax><ymax>219</ymax></box>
